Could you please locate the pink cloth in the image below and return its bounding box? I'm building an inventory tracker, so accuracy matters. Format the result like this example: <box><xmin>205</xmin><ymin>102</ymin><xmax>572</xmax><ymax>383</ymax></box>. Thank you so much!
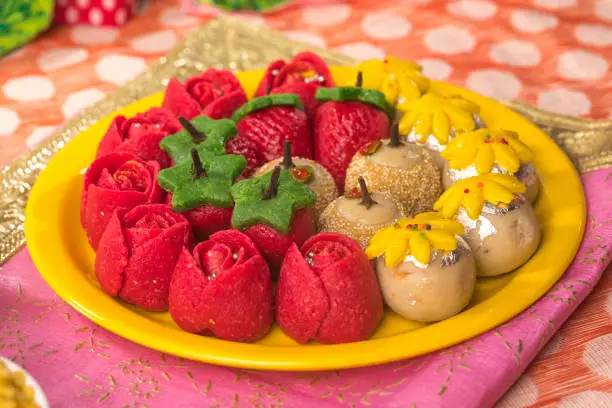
<box><xmin>0</xmin><ymin>169</ymin><xmax>609</xmax><ymax>407</ymax></box>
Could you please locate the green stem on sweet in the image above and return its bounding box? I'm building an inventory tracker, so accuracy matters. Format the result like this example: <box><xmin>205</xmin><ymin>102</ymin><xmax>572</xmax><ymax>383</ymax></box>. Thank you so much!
<box><xmin>358</xmin><ymin>176</ymin><xmax>377</xmax><ymax>210</ymax></box>
<box><xmin>389</xmin><ymin>122</ymin><xmax>402</xmax><ymax>147</ymax></box>
<box><xmin>179</xmin><ymin>116</ymin><xmax>206</xmax><ymax>144</ymax></box>
<box><xmin>191</xmin><ymin>149</ymin><xmax>207</xmax><ymax>180</ymax></box>
<box><xmin>355</xmin><ymin>71</ymin><xmax>363</xmax><ymax>88</ymax></box>
<box><xmin>262</xmin><ymin>166</ymin><xmax>281</xmax><ymax>200</ymax></box>
<box><xmin>282</xmin><ymin>140</ymin><xmax>294</xmax><ymax>169</ymax></box>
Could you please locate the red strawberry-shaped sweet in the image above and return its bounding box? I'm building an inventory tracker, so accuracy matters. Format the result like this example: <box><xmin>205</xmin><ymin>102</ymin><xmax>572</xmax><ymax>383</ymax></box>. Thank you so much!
<box><xmin>255</xmin><ymin>52</ymin><xmax>334</xmax><ymax>119</ymax></box>
<box><xmin>81</xmin><ymin>152</ymin><xmax>165</xmax><ymax>250</ymax></box>
<box><xmin>166</xmin><ymin>193</ymin><xmax>233</xmax><ymax>241</ymax></box>
<box><xmin>96</xmin><ymin>107</ymin><xmax>181</xmax><ymax>169</ymax></box>
<box><xmin>226</xmin><ymin>135</ymin><xmax>264</xmax><ymax>179</ymax></box>
<box><xmin>169</xmin><ymin>230</ymin><xmax>273</xmax><ymax>342</ymax></box>
<box><xmin>96</xmin><ymin>204</ymin><xmax>195</xmax><ymax>311</ymax></box>
<box><xmin>231</xmin><ymin>166</ymin><xmax>317</xmax><ymax>274</ymax></box>
<box><xmin>276</xmin><ymin>232</ymin><xmax>383</xmax><ymax>344</ymax></box>
<box><xmin>162</xmin><ymin>69</ymin><xmax>247</xmax><ymax>120</ymax></box>
<box><xmin>314</xmin><ymin>73</ymin><xmax>393</xmax><ymax>192</ymax></box>
<box><xmin>231</xmin><ymin>94</ymin><xmax>312</xmax><ymax>171</ymax></box>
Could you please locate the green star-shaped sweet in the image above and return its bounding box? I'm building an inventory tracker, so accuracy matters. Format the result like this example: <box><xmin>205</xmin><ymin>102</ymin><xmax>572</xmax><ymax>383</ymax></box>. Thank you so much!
<box><xmin>160</xmin><ymin>115</ymin><xmax>237</xmax><ymax>163</ymax></box>
<box><xmin>231</xmin><ymin>167</ymin><xmax>316</xmax><ymax>234</ymax></box>
<box><xmin>157</xmin><ymin>149</ymin><xmax>246</xmax><ymax>212</ymax></box>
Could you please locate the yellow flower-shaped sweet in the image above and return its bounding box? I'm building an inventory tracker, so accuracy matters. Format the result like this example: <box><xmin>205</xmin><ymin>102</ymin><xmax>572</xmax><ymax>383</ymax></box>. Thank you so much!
<box><xmin>441</xmin><ymin>128</ymin><xmax>531</xmax><ymax>174</ymax></box>
<box><xmin>366</xmin><ymin>212</ymin><xmax>465</xmax><ymax>268</ymax></box>
<box><xmin>337</xmin><ymin>57</ymin><xmax>430</xmax><ymax>105</ymax></box>
<box><xmin>434</xmin><ymin>174</ymin><xmax>526</xmax><ymax>220</ymax></box>
<box><xmin>398</xmin><ymin>93</ymin><xmax>480</xmax><ymax>146</ymax></box>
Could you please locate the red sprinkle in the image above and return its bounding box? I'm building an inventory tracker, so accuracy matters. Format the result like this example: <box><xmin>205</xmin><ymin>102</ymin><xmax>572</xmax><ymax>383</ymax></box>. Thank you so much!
<box><xmin>499</xmin><ymin>138</ymin><xmax>509</xmax><ymax>145</ymax></box>
<box><xmin>464</xmin><ymin>188</ymin><xmax>470</xmax><ymax>194</ymax></box>
<box><xmin>477</xmin><ymin>182</ymin><xmax>484</xmax><ymax>189</ymax></box>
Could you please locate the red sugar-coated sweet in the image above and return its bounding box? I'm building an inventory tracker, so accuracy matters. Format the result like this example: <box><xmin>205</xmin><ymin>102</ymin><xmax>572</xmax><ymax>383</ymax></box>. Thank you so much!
<box><xmin>225</xmin><ymin>135</ymin><xmax>265</xmax><ymax>179</ymax></box>
<box><xmin>81</xmin><ymin>152</ymin><xmax>165</xmax><ymax>250</ymax></box>
<box><xmin>165</xmin><ymin>193</ymin><xmax>233</xmax><ymax>241</ymax></box>
<box><xmin>96</xmin><ymin>107</ymin><xmax>181</xmax><ymax>169</ymax></box>
<box><xmin>169</xmin><ymin>230</ymin><xmax>273</xmax><ymax>342</ymax></box>
<box><xmin>276</xmin><ymin>232</ymin><xmax>383</xmax><ymax>344</ymax></box>
<box><xmin>271</xmin><ymin>82</ymin><xmax>321</xmax><ymax>121</ymax></box>
<box><xmin>95</xmin><ymin>204</ymin><xmax>194</xmax><ymax>311</ymax></box>
<box><xmin>314</xmin><ymin>100</ymin><xmax>390</xmax><ymax>193</ymax></box>
<box><xmin>162</xmin><ymin>69</ymin><xmax>247</xmax><ymax>120</ymax></box>
<box><xmin>243</xmin><ymin>207</ymin><xmax>316</xmax><ymax>275</ymax></box>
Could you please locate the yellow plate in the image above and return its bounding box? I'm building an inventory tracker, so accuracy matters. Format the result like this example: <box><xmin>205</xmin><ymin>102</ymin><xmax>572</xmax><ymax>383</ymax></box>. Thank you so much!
<box><xmin>25</xmin><ymin>67</ymin><xmax>586</xmax><ymax>371</ymax></box>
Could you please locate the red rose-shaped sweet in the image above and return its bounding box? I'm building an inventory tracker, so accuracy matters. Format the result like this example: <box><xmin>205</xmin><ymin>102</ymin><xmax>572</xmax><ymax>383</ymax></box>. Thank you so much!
<box><xmin>162</xmin><ymin>69</ymin><xmax>247</xmax><ymax>120</ymax></box>
<box><xmin>255</xmin><ymin>52</ymin><xmax>334</xmax><ymax>118</ymax></box>
<box><xmin>81</xmin><ymin>152</ymin><xmax>164</xmax><ymax>250</ymax></box>
<box><xmin>96</xmin><ymin>107</ymin><xmax>181</xmax><ymax>168</ymax></box>
<box><xmin>169</xmin><ymin>230</ymin><xmax>273</xmax><ymax>342</ymax></box>
<box><xmin>96</xmin><ymin>204</ymin><xmax>195</xmax><ymax>311</ymax></box>
<box><xmin>165</xmin><ymin>193</ymin><xmax>233</xmax><ymax>241</ymax></box>
<box><xmin>277</xmin><ymin>232</ymin><xmax>383</xmax><ymax>344</ymax></box>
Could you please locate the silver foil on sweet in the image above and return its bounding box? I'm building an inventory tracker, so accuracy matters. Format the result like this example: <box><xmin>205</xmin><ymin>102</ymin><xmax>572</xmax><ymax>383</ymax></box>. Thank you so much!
<box><xmin>402</xmin><ymin>235</ymin><xmax>470</xmax><ymax>269</ymax></box>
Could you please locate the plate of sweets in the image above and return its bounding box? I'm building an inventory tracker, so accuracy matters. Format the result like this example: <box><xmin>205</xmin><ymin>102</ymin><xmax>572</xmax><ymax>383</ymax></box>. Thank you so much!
<box><xmin>25</xmin><ymin>53</ymin><xmax>585</xmax><ymax>370</ymax></box>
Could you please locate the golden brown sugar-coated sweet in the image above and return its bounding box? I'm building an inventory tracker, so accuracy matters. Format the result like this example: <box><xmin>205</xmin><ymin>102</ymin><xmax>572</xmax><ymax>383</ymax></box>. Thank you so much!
<box><xmin>0</xmin><ymin>361</ymin><xmax>39</xmax><ymax>408</ymax></box>
<box><xmin>345</xmin><ymin>140</ymin><xmax>442</xmax><ymax>217</ymax></box>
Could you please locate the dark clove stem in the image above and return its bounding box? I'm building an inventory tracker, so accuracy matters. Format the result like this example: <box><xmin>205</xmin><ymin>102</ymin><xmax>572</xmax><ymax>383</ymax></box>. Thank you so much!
<box><xmin>179</xmin><ymin>116</ymin><xmax>206</xmax><ymax>144</ymax></box>
<box><xmin>358</xmin><ymin>176</ymin><xmax>377</xmax><ymax>210</ymax></box>
<box><xmin>262</xmin><ymin>166</ymin><xmax>281</xmax><ymax>200</ymax></box>
<box><xmin>266</xmin><ymin>84</ymin><xmax>273</xmax><ymax>95</ymax></box>
<box><xmin>355</xmin><ymin>71</ymin><xmax>363</xmax><ymax>88</ymax></box>
<box><xmin>191</xmin><ymin>149</ymin><xmax>207</xmax><ymax>180</ymax></box>
<box><xmin>388</xmin><ymin>122</ymin><xmax>402</xmax><ymax>147</ymax></box>
<box><xmin>281</xmin><ymin>140</ymin><xmax>294</xmax><ymax>168</ymax></box>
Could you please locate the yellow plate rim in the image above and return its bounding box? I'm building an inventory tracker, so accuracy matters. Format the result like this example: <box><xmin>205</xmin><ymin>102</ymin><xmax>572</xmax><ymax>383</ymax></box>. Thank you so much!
<box><xmin>25</xmin><ymin>69</ymin><xmax>586</xmax><ymax>371</ymax></box>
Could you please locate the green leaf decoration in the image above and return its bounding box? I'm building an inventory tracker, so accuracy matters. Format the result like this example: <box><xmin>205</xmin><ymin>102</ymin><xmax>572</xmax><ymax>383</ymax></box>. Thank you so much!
<box><xmin>160</xmin><ymin>115</ymin><xmax>237</xmax><ymax>163</ymax></box>
<box><xmin>315</xmin><ymin>87</ymin><xmax>395</xmax><ymax>121</ymax></box>
<box><xmin>0</xmin><ymin>0</ymin><xmax>53</xmax><ymax>57</ymax></box>
<box><xmin>158</xmin><ymin>149</ymin><xmax>246</xmax><ymax>211</ymax></box>
<box><xmin>231</xmin><ymin>94</ymin><xmax>304</xmax><ymax>124</ymax></box>
<box><xmin>231</xmin><ymin>167</ymin><xmax>316</xmax><ymax>234</ymax></box>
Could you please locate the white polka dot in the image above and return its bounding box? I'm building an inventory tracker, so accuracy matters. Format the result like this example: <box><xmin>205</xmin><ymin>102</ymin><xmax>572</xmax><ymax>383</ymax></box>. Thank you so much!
<box><xmin>102</xmin><ymin>0</ymin><xmax>116</xmax><ymax>10</ymax></box>
<box><xmin>596</xmin><ymin>0</ymin><xmax>612</xmax><ymax>21</ymax></box>
<box><xmin>302</xmin><ymin>4</ymin><xmax>351</xmax><ymax>26</ymax></box>
<box><xmin>0</xmin><ymin>108</ymin><xmax>20</xmax><ymax>136</ymax></box>
<box><xmin>130</xmin><ymin>30</ymin><xmax>177</xmax><ymax>53</ymax></box>
<box><xmin>496</xmin><ymin>375</ymin><xmax>539</xmax><ymax>408</ymax></box>
<box><xmin>115</xmin><ymin>9</ymin><xmax>127</xmax><ymax>25</ymax></box>
<box><xmin>76</xmin><ymin>0</ymin><xmax>89</xmax><ymax>7</ymax></box>
<box><xmin>538</xmin><ymin>88</ymin><xmax>591</xmax><ymax>116</ymax></box>
<box><xmin>26</xmin><ymin>126</ymin><xmax>57</xmax><ymax>149</ymax></box>
<box><xmin>424</xmin><ymin>25</ymin><xmax>476</xmax><ymax>55</ymax></box>
<box><xmin>606</xmin><ymin>293</ymin><xmax>612</xmax><ymax>316</ymax></box>
<box><xmin>511</xmin><ymin>9</ymin><xmax>558</xmax><ymax>33</ymax></box>
<box><xmin>559</xmin><ymin>391</ymin><xmax>612</xmax><ymax>408</ymax></box>
<box><xmin>539</xmin><ymin>333</ymin><xmax>563</xmax><ymax>357</ymax></box>
<box><xmin>70</xmin><ymin>26</ymin><xmax>118</xmax><ymax>45</ymax></box>
<box><xmin>3</xmin><ymin>76</ymin><xmax>55</xmax><ymax>102</ymax></box>
<box><xmin>466</xmin><ymin>70</ymin><xmax>521</xmax><ymax>99</ymax></box>
<box><xmin>417</xmin><ymin>58</ymin><xmax>453</xmax><ymax>80</ymax></box>
<box><xmin>557</xmin><ymin>50</ymin><xmax>608</xmax><ymax>80</ymax></box>
<box><xmin>575</xmin><ymin>23</ymin><xmax>612</xmax><ymax>47</ymax></box>
<box><xmin>66</xmin><ymin>7</ymin><xmax>79</xmax><ymax>24</ymax></box>
<box><xmin>534</xmin><ymin>0</ymin><xmax>576</xmax><ymax>9</ymax></box>
<box><xmin>284</xmin><ymin>31</ymin><xmax>327</xmax><ymax>48</ymax></box>
<box><xmin>37</xmin><ymin>48</ymin><xmax>88</xmax><ymax>72</ymax></box>
<box><xmin>361</xmin><ymin>11</ymin><xmax>411</xmax><ymax>40</ymax></box>
<box><xmin>95</xmin><ymin>55</ymin><xmax>147</xmax><ymax>85</ymax></box>
<box><xmin>89</xmin><ymin>8</ymin><xmax>104</xmax><ymax>26</ymax></box>
<box><xmin>61</xmin><ymin>89</ymin><xmax>106</xmax><ymax>118</ymax></box>
<box><xmin>236</xmin><ymin>15</ymin><xmax>267</xmax><ymax>26</ymax></box>
<box><xmin>490</xmin><ymin>40</ymin><xmax>541</xmax><ymax>67</ymax></box>
<box><xmin>447</xmin><ymin>0</ymin><xmax>497</xmax><ymax>20</ymax></box>
<box><xmin>159</xmin><ymin>7</ymin><xmax>199</xmax><ymax>27</ymax></box>
<box><xmin>336</xmin><ymin>42</ymin><xmax>386</xmax><ymax>61</ymax></box>
<box><xmin>583</xmin><ymin>335</ymin><xmax>612</xmax><ymax>379</ymax></box>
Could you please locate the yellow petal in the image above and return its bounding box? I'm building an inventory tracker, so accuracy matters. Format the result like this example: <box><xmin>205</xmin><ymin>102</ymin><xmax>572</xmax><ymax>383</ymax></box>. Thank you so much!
<box><xmin>397</xmin><ymin>98</ymin><xmax>420</xmax><ymax>113</ymax></box>
<box><xmin>448</xmin><ymin>140</ymin><xmax>479</xmax><ymax>169</ymax></box>
<box><xmin>398</xmin><ymin>110</ymin><xmax>420</xmax><ymax>135</ymax></box>
<box><xmin>486</xmin><ymin>174</ymin><xmax>526</xmax><ymax>194</ymax></box>
<box><xmin>482</xmin><ymin>181</ymin><xmax>517</xmax><ymax>206</ymax></box>
<box><xmin>415</xmin><ymin>113</ymin><xmax>433</xmax><ymax>141</ymax></box>
<box><xmin>474</xmin><ymin>144</ymin><xmax>495</xmax><ymax>174</ymax></box>
<box><xmin>428</xmin><ymin>219</ymin><xmax>465</xmax><ymax>235</ymax></box>
<box><xmin>386</xmin><ymin>56</ymin><xmax>423</xmax><ymax>73</ymax></box>
<box><xmin>450</xmin><ymin>97</ymin><xmax>480</xmax><ymax>115</ymax></box>
<box><xmin>381</xmin><ymin>75</ymin><xmax>399</xmax><ymax>105</ymax></box>
<box><xmin>432</xmin><ymin>110</ymin><xmax>451</xmax><ymax>145</ymax></box>
<box><xmin>356</xmin><ymin>59</ymin><xmax>384</xmax><ymax>89</ymax></box>
<box><xmin>444</xmin><ymin>105</ymin><xmax>476</xmax><ymax>132</ymax></box>
<box><xmin>409</xmin><ymin>232</ymin><xmax>432</xmax><ymax>265</ymax></box>
<box><xmin>463</xmin><ymin>187</ymin><xmax>484</xmax><ymax>220</ymax></box>
<box><xmin>426</xmin><ymin>230</ymin><xmax>458</xmax><ymax>251</ymax></box>
<box><xmin>506</xmin><ymin>138</ymin><xmax>531</xmax><ymax>163</ymax></box>
<box><xmin>435</xmin><ymin>189</ymin><xmax>463</xmax><ymax>219</ymax></box>
<box><xmin>384</xmin><ymin>234</ymin><xmax>411</xmax><ymax>269</ymax></box>
<box><xmin>491</xmin><ymin>143</ymin><xmax>521</xmax><ymax>173</ymax></box>
<box><xmin>397</xmin><ymin>76</ymin><xmax>422</xmax><ymax>101</ymax></box>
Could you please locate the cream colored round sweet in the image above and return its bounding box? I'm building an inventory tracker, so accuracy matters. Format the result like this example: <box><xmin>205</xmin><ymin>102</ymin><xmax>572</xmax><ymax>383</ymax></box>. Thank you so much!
<box><xmin>255</xmin><ymin>157</ymin><xmax>338</xmax><ymax>219</ymax></box>
<box><xmin>458</xmin><ymin>200</ymin><xmax>541</xmax><ymax>277</ymax></box>
<box><xmin>375</xmin><ymin>237</ymin><xmax>476</xmax><ymax>323</ymax></box>
<box><xmin>345</xmin><ymin>141</ymin><xmax>442</xmax><ymax>217</ymax></box>
<box><xmin>318</xmin><ymin>193</ymin><xmax>401</xmax><ymax>249</ymax></box>
<box><xmin>442</xmin><ymin>161</ymin><xmax>540</xmax><ymax>203</ymax></box>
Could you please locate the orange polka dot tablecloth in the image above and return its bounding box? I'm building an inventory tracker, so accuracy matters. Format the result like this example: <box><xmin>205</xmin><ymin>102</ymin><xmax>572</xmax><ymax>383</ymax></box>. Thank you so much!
<box><xmin>0</xmin><ymin>0</ymin><xmax>610</xmax><ymax>407</ymax></box>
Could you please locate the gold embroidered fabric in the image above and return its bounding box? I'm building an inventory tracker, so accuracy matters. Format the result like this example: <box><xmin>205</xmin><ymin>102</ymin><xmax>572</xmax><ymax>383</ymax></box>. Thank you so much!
<box><xmin>0</xmin><ymin>17</ymin><xmax>610</xmax><ymax>265</ymax></box>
